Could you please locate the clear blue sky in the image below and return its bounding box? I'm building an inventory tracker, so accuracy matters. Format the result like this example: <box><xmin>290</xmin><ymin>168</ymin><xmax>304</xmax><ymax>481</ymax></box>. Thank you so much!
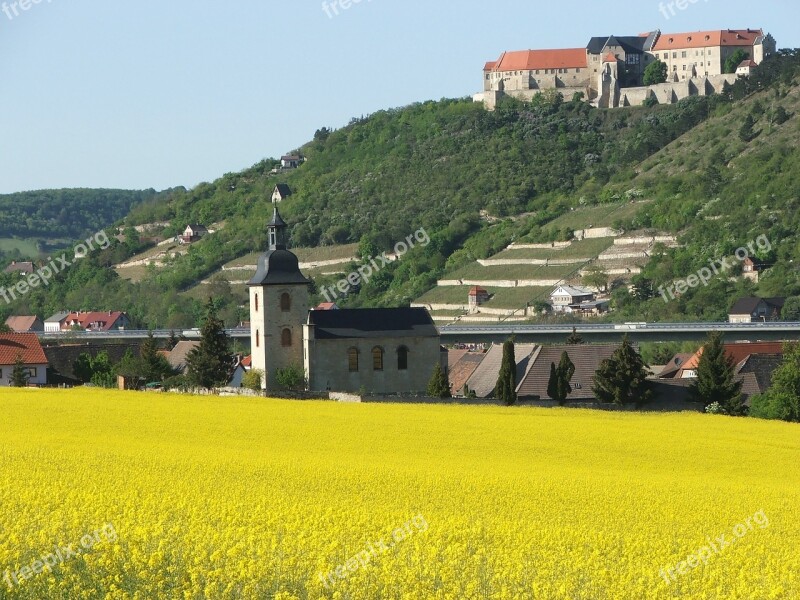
<box><xmin>0</xmin><ymin>0</ymin><xmax>796</xmax><ymax>194</ymax></box>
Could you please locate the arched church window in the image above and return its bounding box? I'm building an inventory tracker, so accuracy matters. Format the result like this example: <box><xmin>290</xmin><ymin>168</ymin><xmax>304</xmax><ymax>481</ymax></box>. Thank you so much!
<box><xmin>281</xmin><ymin>328</ymin><xmax>292</xmax><ymax>347</ymax></box>
<box><xmin>281</xmin><ymin>293</ymin><xmax>291</xmax><ymax>312</ymax></box>
<box><xmin>255</xmin><ymin>293</ymin><xmax>259</xmax><ymax>312</ymax></box>
<box><xmin>372</xmin><ymin>347</ymin><xmax>384</xmax><ymax>371</ymax></box>
<box><xmin>348</xmin><ymin>348</ymin><xmax>359</xmax><ymax>372</ymax></box>
<box><xmin>256</xmin><ymin>330</ymin><xmax>260</xmax><ymax>348</ymax></box>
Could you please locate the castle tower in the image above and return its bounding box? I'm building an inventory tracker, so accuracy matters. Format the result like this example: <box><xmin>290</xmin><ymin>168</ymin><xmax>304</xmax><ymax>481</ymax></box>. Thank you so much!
<box><xmin>248</xmin><ymin>205</ymin><xmax>309</xmax><ymax>391</ymax></box>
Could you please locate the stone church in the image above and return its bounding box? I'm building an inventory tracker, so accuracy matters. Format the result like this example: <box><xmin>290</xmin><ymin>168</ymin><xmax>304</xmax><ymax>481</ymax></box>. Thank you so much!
<box><xmin>248</xmin><ymin>206</ymin><xmax>442</xmax><ymax>394</ymax></box>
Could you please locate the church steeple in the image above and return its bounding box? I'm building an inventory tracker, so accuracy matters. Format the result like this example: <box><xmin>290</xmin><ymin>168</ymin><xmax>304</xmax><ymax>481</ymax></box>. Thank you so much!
<box><xmin>268</xmin><ymin>204</ymin><xmax>288</xmax><ymax>250</ymax></box>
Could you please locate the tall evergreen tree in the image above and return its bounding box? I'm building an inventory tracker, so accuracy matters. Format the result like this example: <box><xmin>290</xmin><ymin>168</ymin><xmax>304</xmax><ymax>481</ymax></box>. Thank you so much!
<box><xmin>427</xmin><ymin>363</ymin><xmax>451</xmax><ymax>399</ymax></box>
<box><xmin>547</xmin><ymin>351</ymin><xmax>576</xmax><ymax>405</ymax></box>
<box><xmin>496</xmin><ymin>339</ymin><xmax>517</xmax><ymax>406</ymax></box>
<box><xmin>186</xmin><ymin>299</ymin><xmax>234</xmax><ymax>389</ymax></box>
<box><xmin>750</xmin><ymin>343</ymin><xmax>800</xmax><ymax>422</ymax></box>
<box><xmin>593</xmin><ymin>335</ymin><xmax>652</xmax><ymax>407</ymax></box>
<box><xmin>691</xmin><ymin>331</ymin><xmax>744</xmax><ymax>415</ymax></box>
<box><xmin>11</xmin><ymin>353</ymin><xmax>29</xmax><ymax>387</ymax></box>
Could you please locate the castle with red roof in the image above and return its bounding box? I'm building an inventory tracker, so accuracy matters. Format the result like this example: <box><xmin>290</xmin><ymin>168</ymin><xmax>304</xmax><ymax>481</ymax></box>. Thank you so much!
<box><xmin>477</xmin><ymin>28</ymin><xmax>776</xmax><ymax>109</ymax></box>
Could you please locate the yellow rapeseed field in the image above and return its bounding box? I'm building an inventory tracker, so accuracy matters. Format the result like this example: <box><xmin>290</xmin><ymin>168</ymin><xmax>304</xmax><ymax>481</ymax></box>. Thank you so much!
<box><xmin>0</xmin><ymin>388</ymin><xmax>798</xmax><ymax>599</ymax></box>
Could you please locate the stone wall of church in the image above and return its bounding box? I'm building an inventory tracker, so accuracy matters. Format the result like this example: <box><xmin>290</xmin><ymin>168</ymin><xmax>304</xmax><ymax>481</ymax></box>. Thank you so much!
<box><xmin>304</xmin><ymin>331</ymin><xmax>441</xmax><ymax>394</ymax></box>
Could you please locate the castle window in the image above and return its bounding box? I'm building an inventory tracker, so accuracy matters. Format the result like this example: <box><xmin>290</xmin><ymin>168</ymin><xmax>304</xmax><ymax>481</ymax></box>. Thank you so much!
<box><xmin>397</xmin><ymin>347</ymin><xmax>409</xmax><ymax>371</ymax></box>
<box><xmin>280</xmin><ymin>293</ymin><xmax>291</xmax><ymax>312</ymax></box>
<box><xmin>254</xmin><ymin>293</ymin><xmax>259</xmax><ymax>312</ymax></box>
<box><xmin>281</xmin><ymin>328</ymin><xmax>292</xmax><ymax>347</ymax></box>
<box><xmin>372</xmin><ymin>347</ymin><xmax>384</xmax><ymax>371</ymax></box>
<box><xmin>256</xmin><ymin>330</ymin><xmax>260</xmax><ymax>348</ymax></box>
<box><xmin>348</xmin><ymin>348</ymin><xmax>359</xmax><ymax>372</ymax></box>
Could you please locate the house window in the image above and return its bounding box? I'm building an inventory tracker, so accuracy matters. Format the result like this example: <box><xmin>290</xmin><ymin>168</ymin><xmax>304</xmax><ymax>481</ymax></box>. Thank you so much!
<box><xmin>28</xmin><ymin>368</ymin><xmax>37</xmax><ymax>378</ymax></box>
<box><xmin>682</xmin><ymin>51</ymin><xmax>687</xmax><ymax>58</ymax></box>
<box><xmin>281</xmin><ymin>328</ymin><xmax>292</xmax><ymax>347</ymax></box>
<box><xmin>280</xmin><ymin>293</ymin><xmax>291</xmax><ymax>312</ymax></box>
<box><xmin>256</xmin><ymin>330</ymin><xmax>260</xmax><ymax>348</ymax></box>
<box><xmin>348</xmin><ymin>348</ymin><xmax>359</xmax><ymax>372</ymax></box>
<box><xmin>673</xmin><ymin>52</ymin><xmax>677</xmax><ymax>59</ymax></box>
<box><xmin>397</xmin><ymin>346</ymin><xmax>409</xmax><ymax>371</ymax></box>
<box><xmin>254</xmin><ymin>293</ymin><xmax>259</xmax><ymax>312</ymax></box>
<box><xmin>372</xmin><ymin>347</ymin><xmax>384</xmax><ymax>371</ymax></box>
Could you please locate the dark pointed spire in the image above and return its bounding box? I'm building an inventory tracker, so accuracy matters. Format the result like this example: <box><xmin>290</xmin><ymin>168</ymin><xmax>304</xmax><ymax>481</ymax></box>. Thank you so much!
<box><xmin>268</xmin><ymin>204</ymin><xmax>288</xmax><ymax>250</ymax></box>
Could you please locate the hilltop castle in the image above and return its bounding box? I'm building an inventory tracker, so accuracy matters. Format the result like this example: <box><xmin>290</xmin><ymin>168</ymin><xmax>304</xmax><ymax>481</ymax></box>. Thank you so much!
<box><xmin>475</xmin><ymin>28</ymin><xmax>776</xmax><ymax>109</ymax></box>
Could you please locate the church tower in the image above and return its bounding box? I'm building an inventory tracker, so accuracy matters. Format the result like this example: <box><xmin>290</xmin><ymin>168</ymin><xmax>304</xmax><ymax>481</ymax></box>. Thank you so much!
<box><xmin>248</xmin><ymin>205</ymin><xmax>309</xmax><ymax>391</ymax></box>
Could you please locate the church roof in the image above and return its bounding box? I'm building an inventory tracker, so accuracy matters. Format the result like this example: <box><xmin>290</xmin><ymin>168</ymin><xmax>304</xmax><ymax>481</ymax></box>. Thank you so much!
<box><xmin>307</xmin><ymin>308</ymin><xmax>438</xmax><ymax>340</ymax></box>
<box><xmin>248</xmin><ymin>249</ymin><xmax>309</xmax><ymax>286</ymax></box>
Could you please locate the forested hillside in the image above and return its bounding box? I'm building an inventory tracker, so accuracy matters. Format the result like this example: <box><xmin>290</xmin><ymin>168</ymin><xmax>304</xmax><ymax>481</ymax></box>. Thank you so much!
<box><xmin>2</xmin><ymin>50</ymin><xmax>798</xmax><ymax>329</ymax></box>
<box><xmin>0</xmin><ymin>188</ymin><xmax>174</xmax><ymax>240</ymax></box>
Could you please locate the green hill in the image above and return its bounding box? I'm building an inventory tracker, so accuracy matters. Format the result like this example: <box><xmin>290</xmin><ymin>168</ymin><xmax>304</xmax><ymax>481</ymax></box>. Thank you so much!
<box><xmin>2</xmin><ymin>50</ymin><xmax>799</xmax><ymax>329</ymax></box>
<box><xmin>0</xmin><ymin>188</ymin><xmax>176</xmax><ymax>258</ymax></box>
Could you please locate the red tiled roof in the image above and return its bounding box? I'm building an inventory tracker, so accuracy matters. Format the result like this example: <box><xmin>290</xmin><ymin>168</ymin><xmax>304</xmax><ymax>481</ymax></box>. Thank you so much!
<box><xmin>682</xmin><ymin>342</ymin><xmax>785</xmax><ymax>371</ymax></box>
<box><xmin>483</xmin><ymin>61</ymin><xmax>497</xmax><ymax>71</ymax></box>
<box><xmin>739</xmin><ymin>59</ymin><xmax>758</xmax><ymax>68</ymax></box>
<box><xmin>469</xmin><ymin>286</ymin><xmax>488</xmax><ymax>297</ymax></box>
<box><xmin>603</xmin><ymin>52</ymin><xmax>618</xmax><ymax>63</ymax></box>
<box><xmin>653</xmin><ymin>29</ymin><xmax>763</xmax><ymax>51</ymax></box>
<box><xmin>0</xmin><ymin>333</ymin><xmax>47</xmax><ymax>365</ymax></box>
<box><xmin>5</xmin><ymin>316</ymin><xmax>41</xmax><ymax>333</ymax></box>
<box><xmin>489</xmin><ymin>48</ymin><xmax>587</xmax><ymax>72</ymax></box>
<box><xmin>63</xmin><ymin>311</ymin><xmax>127</xmax><ymax>331</ymax></box>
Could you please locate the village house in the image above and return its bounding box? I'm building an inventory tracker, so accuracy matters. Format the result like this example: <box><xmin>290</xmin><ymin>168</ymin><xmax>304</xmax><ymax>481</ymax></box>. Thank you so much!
<box><xmin>516</xmin><ymin>344</ymin><xmax>619</xmax><ymax>401</ymax></box>
<box><xmin>57</xmin><ymin>311</ymin><xmax>131</xmax><ymax>332</ymax></box>
<box><xmin>4</xmin><ymin>261</ymin><xmax>34</xmax><ymax>275</ymax></box>
<box><xmin>728</xmin><ymin>297</ymin><xmax>785</xmax><ymax>323</ymax></box>
<box><xmin>179</xmin><ymin>224</ymin><xmax>208</xmax><ymax>245</ymax></box>
<box><xmin>248</xmin><ymin>205</ymin><xmax>443</xmax><ymax>395</ymax></box>
<box><xmin>44</xmin><ymin>311</ymin><xmax>71</xmax><ymax>333</ymax></box>
<box><xmin>271</xmin><ymin>184</ymin><xmax>293</xmax><ymax>203</ymax></box>
<box><xmin>5</xmin><ymin>315</ymin><xmax>44</xmax><ymax>333</ymax></box>
<box><xmin>550</xmin><ymin>285</ymin><xmax>595</xmax><ymax>313</ymax></box>
<box><xmin>0</xmin><ymin>333</ymin><xmax>48</xmax><ymax>386</ymax></box>
<box><xmin>669</xmin><ymin>341</ymin><xmax>785</xmax><ymax>379</ymax></box>
<box><xmin>280</xmin><ymin>155</ymin><xmax>302</xmax><ymax>169</ymax></box>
